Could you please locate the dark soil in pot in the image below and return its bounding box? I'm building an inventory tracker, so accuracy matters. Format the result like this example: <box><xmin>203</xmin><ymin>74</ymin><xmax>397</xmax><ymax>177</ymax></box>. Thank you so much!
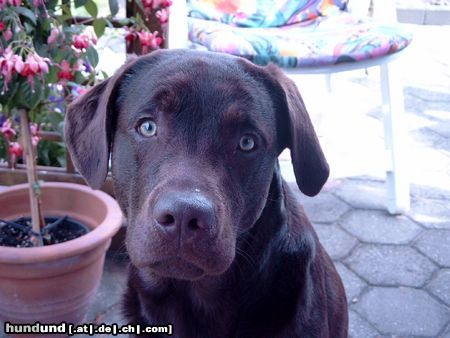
<box><xmin>0</xmin><ymin>216</ymin><xmax>89</xmax><ymax>247</ymax></box>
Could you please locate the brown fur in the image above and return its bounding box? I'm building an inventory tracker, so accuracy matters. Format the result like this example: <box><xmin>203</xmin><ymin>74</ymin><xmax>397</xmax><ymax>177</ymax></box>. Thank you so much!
<box><xmin>65</xmin><ymin>49</ymin><xmax>348</xmax><ymax>337</ymax></box>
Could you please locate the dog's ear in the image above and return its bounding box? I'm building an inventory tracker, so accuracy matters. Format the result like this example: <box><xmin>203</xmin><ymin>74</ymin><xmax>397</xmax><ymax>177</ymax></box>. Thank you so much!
<box><xmin>265</xmin><ymin>64</ymin><xmax>329</xmax><ymax>197</ymax></box>
<box><xmin>64</xmin><ymin>57</ymin><xmax>138</xmax><ymax>189</ymax></box>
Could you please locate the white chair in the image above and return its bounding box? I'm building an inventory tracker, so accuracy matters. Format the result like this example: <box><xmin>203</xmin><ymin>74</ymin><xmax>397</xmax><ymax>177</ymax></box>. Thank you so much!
<box><xmin>167</xmin><ymin>0</ymin><xmax>412</xmax><ymax>214</ymax></box>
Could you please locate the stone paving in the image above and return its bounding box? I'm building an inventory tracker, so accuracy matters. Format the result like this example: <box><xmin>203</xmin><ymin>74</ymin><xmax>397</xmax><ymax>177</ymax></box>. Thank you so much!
<box><xmin>1</xmin><ymin>21</ymin><xmax>450</xmax><ymax>338</ymax></box>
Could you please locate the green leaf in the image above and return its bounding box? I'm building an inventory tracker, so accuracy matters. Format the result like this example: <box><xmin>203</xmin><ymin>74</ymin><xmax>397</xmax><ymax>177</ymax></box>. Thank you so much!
<box><xmin>47</xmin><ymin>66</ymin><xmax>59</xmax><ymax>84</ymax></box>
<box><xmin>101</xmin><ymin>71</ymin><xmax>109</xmax><ymax>80</ymax></box>
<box><xmin>74</xmin><ymin>71</ymin><xmax>86</xmax><ymax>84</ymax></box>
<box><xmin>13</xmin><ymin>7</ymin><xmax>37</xmax><ymax>25</ymax></box>
<box><xmin>85</xmin><ymin>45</ymin><xmax>99</xmax><ymax>68</ymax></box>
<box><xmin>15</xmin><ymin>81</ymin><xmax>43</xmax><ymax>110</ymax></box>
<box><xmin>109</xmin><ymin>0</ymin><xmax>119</xmax><ymax>17</ymax></box>
<box><xmin>84</xmin><ymin>0</ymin><xmax>98</xmax><ymax>18</ymax></box>
<box><xmin>93</xmin><ymin>18</ymin><xmax>106</xmax><ymax>38</ymax></box>
<box><xmin>74</xmin><ymin>0</ymin><xmax>87</xmax><ymax>8</ymax></box>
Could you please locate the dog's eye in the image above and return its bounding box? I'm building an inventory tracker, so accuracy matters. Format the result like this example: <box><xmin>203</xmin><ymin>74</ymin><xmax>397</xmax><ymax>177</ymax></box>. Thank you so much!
<box><xmin>138</xmin><ymin>120</ymin><xmax>157</xmax><ymax>137</ymax></box>
<box><xmin>239</xmin><ymin>135</ymin><xmax>255</xmax><ymax>152</ymax></box>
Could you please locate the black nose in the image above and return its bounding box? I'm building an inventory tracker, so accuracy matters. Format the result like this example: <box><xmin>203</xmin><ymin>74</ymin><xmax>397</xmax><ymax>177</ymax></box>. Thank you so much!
<box><xmin>153</xmin><ymin>191</ymin><xmax>215</xmax><ymax>239</ymax></box>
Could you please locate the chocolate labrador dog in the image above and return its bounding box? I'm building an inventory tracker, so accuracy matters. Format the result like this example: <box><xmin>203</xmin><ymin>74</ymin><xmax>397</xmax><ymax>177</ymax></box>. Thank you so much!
<box><xmin>65</xmin><ymin>49</ymin><xmax>348</xmax><ymax>337</ymax></box>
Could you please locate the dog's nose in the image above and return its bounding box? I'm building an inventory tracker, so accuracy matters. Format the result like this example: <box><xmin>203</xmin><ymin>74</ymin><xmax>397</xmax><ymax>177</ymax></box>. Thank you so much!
<box><xmin>153</xmin><ymin>191</ymin><xmax>215</xmax><ymax>239</ymax></box>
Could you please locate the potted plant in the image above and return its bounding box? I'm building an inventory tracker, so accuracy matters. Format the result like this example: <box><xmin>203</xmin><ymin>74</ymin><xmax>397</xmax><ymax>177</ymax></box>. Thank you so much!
<box><xmin>0</xmin><ymin>0</ymin><xmax>171</xmax><ymax>328</ymax></box>
<box><xmin>0</xmin><ymin>0</ymin><xmax>126</xmax><ymax>328</ymax></box>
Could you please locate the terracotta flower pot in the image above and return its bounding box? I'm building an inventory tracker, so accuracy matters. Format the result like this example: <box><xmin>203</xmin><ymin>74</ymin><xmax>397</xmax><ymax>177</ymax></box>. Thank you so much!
<box><xmin>0</xmin><ymin>182</ymin><xmax>122</xmax><ymax>335</ymax></box>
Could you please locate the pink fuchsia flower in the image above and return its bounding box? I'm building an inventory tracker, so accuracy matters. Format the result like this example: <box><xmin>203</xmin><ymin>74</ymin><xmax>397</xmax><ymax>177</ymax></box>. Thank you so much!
<box><xmin>153</xmin><ymin>0</ymin><xmax>172</xmax><ymax>8</ymax></box>
<box><xmin>57</xmin><ymin>60</ymin><xmax>74</xmax><ymax>81</ymax></box>
<box><xmin>0</xmin><ymin>22</ymin><xmax>5</xmax><ymax>32</ymax></box>
<box><xmin>21</xmin><ymin>53</ymin><xmax>50</xmax><ymax>76</ymax></box>
<box><xmin>3</xmin><ymin>28</ymin><xmax>13</xmax><ymax>42</ymax></box>
<box><xmin>0</xmin><ymin>0</ymin><xmax>7</xmax><ymax>10</ymax></box>
<box><xmin>156</xmin><ymin>8</ymin><xmax>169</xmax><ymax>24</ymax></box>
<box><xmin>47</xmin><ymin>27</ymin><xmax>61</xmax><ymax>44</ymax></box>
<box><xmin>33</xmin><ymin>0</ymin><xmax>44</xmax><ymax>8</ymax></box>
<box><xmin>13</xmin><ymin>54</ymin><xmax>24</xmax><ymax>73</ymax></box>
<box><xmin>0</xmin><ymin>118</ymin><xmax>16</xmax><ymax>141</ymax></box>
<box><xmin>124</xmin><ymin>26</ymin><xmax>137</xmax><ymax>48</ymax></box>
<box><xmin>137</xmin><ymin>31</ymin><xmax>162</xmax><ymax>54</ymax></box>
<box><xmin>29</xmin><ymin>122</ymin><xmax>39</xmax><ymax>136</ymax></box>
<box><xmin>8</xmin><ymin>0</ymin><xmax>22</xmax><ymax>6</ymax></box>
<box><xmin>72</xmin><ymin>33</ymin><xmax>97</xmax><ymax>51</ymax></box>
<box><xmin>73</xmin><ymin>34</ymin><xmax>90</xmax><ymax>50</ymax></box>
<box><xmin>30</xmin><ymin>123</ymin><xmax>40</xmax><ymax>146</ymax></box>
<box><xmin>31</xmin><ymin>136</ymin><xmax>40</xmax><ymax>147</ymax></box>
<box><xmin>142</xmin><ymin>0</ymin><xmax>152</xmax><ymax>8</ymax></box>
<box><xmin>0</xmin><ymin>48</ymin><xmax>16</xmax><ymax>88</ymax></box>
<box><xmin>19</xmin><ymin>53</ymin><xmax>50</xmax><ymax>89</ymax></box>
<box><xmin>77</xmin><ymin>88</ymin><xmax>88</xmax><ymax>96</ymax></box>
<box><xmin>8</xmin><ymin>142</ymin><xmax>23</xmax><ymax>157</ymax></box>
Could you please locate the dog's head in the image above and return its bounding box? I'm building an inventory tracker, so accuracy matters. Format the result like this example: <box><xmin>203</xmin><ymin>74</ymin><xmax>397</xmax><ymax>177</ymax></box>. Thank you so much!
<box><xmin>65</xmin><ymin>50</ymin><xmax>328</xmax><ymax>280</ymax></box>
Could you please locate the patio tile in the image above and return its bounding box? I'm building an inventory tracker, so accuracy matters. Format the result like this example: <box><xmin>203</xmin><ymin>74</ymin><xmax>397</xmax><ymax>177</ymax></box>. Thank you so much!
<box><xmin>354</xmin><ymin>287</ymin><xmax>450</xmax><ymax>336</ymax></box>
<box><xmin>297</xmin><ymin>192</ymin><xmax>350</xmax><ymax>224</ymax></box>
<box><xmin>77</xmin><ymin>304</ymin><xmax>128</xmax><ymax>338</ymax></box>
<box><xmin>409</xmin><ymin>198</ymin><xmax>450</xmax><ymax>229</ymax></box>
<box><xmin>313</xmin><ymin>223</ymin><xmax>358</xmax><ymax>260</ymax></box>
<box><xmin>340</xmin><ymin>209</ymin><xmax>423</xmax><ymax>244</ymax></box>
<box><xmin>348</xmin><ymin>309</ymin><xmax>379</xmax><ymax>338</ymax></box>
<box><xmin>92</xmin><ymin>303</ymin><xmax>127</xmax><ymax>326</ymax></box>
<box><xmin>441</xmin><ymin>324</ymin><xmax>450</xmax><ymax>338</ymax></box>
<box><xmin>427</xmin><ymin>269</ymin><xmax>450</xmax><ymax>306</ymax></box>
<box><xmin>335</xmin><ymin>262</ymin><xmax>367</xmax><ymax>303</ymax></box>
<box><xmin>86</xmin><ymin>255</ymin><xmax>128</xmax><ymax>322</ymax></box>
<box><xmin>332</xmin><ymin>179</ymin><xmax>386</xmax><ymax>211</ymax></box>
<box><xmin>411</xmin><ymin>183</ymin><xmax>450</xmax><ymax>201</ymax></box>
<box><xmin>414</xmin><ymin>230</ymin><xmax>450</xmax><ymax>267</ymax></box>
<box><xmin>345</xmin><ymin>245</ymin><xmax>437</xmax><ymax>287</ymax></box>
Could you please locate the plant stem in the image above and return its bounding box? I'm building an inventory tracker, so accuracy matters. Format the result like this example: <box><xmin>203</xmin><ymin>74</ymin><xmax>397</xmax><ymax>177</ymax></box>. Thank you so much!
<box><xmin>19</xmin><ymin>109</ymin><xmax>44</xmax><ymax>246</ymax></box>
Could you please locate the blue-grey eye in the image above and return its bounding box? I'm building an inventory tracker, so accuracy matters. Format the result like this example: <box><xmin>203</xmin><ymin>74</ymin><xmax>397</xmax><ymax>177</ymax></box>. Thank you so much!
<box><xmin>239</xmin><ymin>135</ymin><xmax>255</xmax><ymax>151</ymax></box>
<box><xmin>138</xmin><ymin>120</ymin><xmax>157</xmax><ymax>137</ymax></box>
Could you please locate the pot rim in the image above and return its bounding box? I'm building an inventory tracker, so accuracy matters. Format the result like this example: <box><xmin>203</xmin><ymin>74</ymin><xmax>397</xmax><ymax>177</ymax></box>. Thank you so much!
<box><xmin>0</xmin><ymin>182</ymin><xmax>123</xmax><ymax>264</ymax></box>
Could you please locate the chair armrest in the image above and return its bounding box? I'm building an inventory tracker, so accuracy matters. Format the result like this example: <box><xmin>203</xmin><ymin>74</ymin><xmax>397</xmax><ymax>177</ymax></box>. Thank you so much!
<box><xmin>167</xmin><ymin>0</ymin><xmax>189</xmax><ymax>49</ymax></box>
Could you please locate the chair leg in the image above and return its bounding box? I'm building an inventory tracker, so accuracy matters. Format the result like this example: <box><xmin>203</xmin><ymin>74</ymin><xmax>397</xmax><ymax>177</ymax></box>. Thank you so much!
<box><xmin>380</xmin><ymin>62</ymin><xmax>410</xmax><ymax>214</ymax></box>
<box><xmin>325</xmin><ymin>74</ymin><xmax>332</xmax><ymax>94</ymax></box>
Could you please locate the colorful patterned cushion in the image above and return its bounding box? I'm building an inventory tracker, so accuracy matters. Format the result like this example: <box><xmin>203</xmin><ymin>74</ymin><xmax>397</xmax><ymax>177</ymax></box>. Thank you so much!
<box><xmin>187</xmin><ymin>11</ymin><xmax>413</xmax><ymax>68</ymax></box>
<box><xmin>188</xmin><ymin>0</ymin><xmax>348</xmax><ymax>28</ymax></box>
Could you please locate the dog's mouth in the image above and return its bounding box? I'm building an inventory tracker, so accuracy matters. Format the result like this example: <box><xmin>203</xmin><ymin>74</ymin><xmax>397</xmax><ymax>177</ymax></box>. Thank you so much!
<box><xmin>147</xmin><ymin>257</ymin><xmax>206</xmax><ymax>280</ymax></box>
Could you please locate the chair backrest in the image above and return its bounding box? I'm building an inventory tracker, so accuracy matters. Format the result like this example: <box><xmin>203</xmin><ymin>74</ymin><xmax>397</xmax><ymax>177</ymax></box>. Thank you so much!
<box><xmin>187</xmin><ymin>0</ymin><xmax>348</xmax><ymax>28</ymax></box>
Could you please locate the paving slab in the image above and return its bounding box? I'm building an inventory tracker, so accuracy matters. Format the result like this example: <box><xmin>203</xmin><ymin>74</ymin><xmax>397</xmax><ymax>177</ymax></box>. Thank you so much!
<box><xmin>77</xmin><ymin>303</ymin><xmax>128</xmax><ymax>338</ymax></box>
<box><xmin>441</xmin><ymin>324</ymin><xmax>450</xmax><ymax>338</ymax></box>
<box><xmin>86</xmin><ymin>254</ymin><xmax>128</xmax><ymax>322</ymax></box>
<box><xmin>340</xmin><ymin>209</ymin><xmax>423</xmax><ymax>244</ymax></box>
<box><xmin>335</xmin><ymin>262</ymin><xmax>367</xmax><ymax>304</ymax></box>
<box><xmin>313</xmin><ymin>223</ymin><xmax>358</xmax><ymax>260</ymax></box>
<box><xmin>296</xmin><ymin>192</ymin><xmax>350</xmax><ymax>224</ymax></box>
<box><xmin>415</xmin><ymin>230</ymin><xmax>450</xmax><ymax>267</ymax></box>
<box><xmin>354</xmin><ymin>287</ymin><xmax>450</xmax><ymax>336</ymax></box>
<box><xmin>332</xmin><ymin>178</ymin><xmax>386</xmax><ymax>211</ymax></box>
<box><xmin>427</xmin><ymin>269</ymin><xmax>450</xmax><ymax>306</ymax></box>
<box><xmin>409</xmin><ymin>198</ymin><xmax>450</xmax><ymax>229</ymax></box>
<box><xmin>348</xmin><ymin>310</ymin><xmax>380</xmax><ymax>338</ymax></box>
<box><xmin>345</xmin><ymin>244</ymin><xmax>437</xmax><ymax>287</ymax></box>
<box><xmin>411</xmin><ymin>183</ymin><xmax>450</xmax><ymax>201</ymax></box>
